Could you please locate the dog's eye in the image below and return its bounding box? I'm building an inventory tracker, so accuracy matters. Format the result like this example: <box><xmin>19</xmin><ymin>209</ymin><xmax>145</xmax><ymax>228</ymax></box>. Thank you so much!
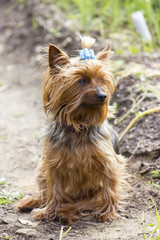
<box><xmin>79</xmin><ymin>78</ymin><xmax>89</xmax><ymax>85</ymax></box>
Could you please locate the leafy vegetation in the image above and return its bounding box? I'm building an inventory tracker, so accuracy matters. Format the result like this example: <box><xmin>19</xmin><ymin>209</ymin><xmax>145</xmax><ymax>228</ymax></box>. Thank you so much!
<box><xmin>0</xmin><ymin>190</ymin><xmax>23</xmax><ymax>205</ymax></box>
<box><xmin>0</xmin><ymin>178</ymin><xmax>23</xmax><ymax>205</ymax></box>
<box><xmin>152</xmin><ymin>170</ymin><xmax>160</xmax><ymax>179</ymax></box>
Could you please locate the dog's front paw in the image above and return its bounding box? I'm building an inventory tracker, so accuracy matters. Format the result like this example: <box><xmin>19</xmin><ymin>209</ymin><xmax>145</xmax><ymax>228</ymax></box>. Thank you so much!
<box><xmin>96</xmin><ymin>214</ymin><xmax>109</xmax><ymax>222</ymax></box>
<box><xmin>16</xmin><ymin>198</ymin><xmax>41</xmax><ymax>212</ymax></box>
<box><xmin>32</xmin><ymin>207</ymin><xmax>57</xmax><ymax>221</ymax></box>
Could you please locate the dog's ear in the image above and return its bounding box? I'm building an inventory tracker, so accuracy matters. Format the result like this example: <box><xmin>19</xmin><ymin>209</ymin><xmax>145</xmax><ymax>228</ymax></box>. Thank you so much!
<box><xmin>49</xmin><ymin>44</ymin><xmax>70</xmax><ymax>69</ymax></box>
<box><xmin>96</xmin><ymin>43</ymin><xmax>111</xmax><ymax>61</ymax></box>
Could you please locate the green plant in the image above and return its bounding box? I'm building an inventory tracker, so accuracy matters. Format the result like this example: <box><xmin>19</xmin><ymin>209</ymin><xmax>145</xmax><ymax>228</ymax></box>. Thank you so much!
<box><xmin>141</xmin><ymin>200</ymin><xmax>160</xmax><ymax>240</ymax></box>
<box><xmin>148</xmin><ymin>180</ymin><xmax>160</xmax><ymax>189</ymax></box>
<box><xmin>149</xmin><ymin>198</ymin><xmax>160</xmax><ymax>240</ymax></box>
<box><xmin>59</xmin><ymin>226</ymin><xmax>72</xmax><ymax>240</ymax></box>
<box><xmin>114</xmin><ymin>91</ymin><xmax>147</xmax><ymax>125</ymax></box>
<box><xmin>0</xmin><ymin>178</ymin><xmax>6</xmax><ymax>185</ymax></box>
<box><xmin>152</xmin><ymin>170</ymin><xmax>160</xmax><ymax>179</ymax></box>
<box><xmin>5</xmin><ymin>236</ymin><xmax>12</xmax><ymax>240</ymax></box>
<box><xmin>32</xmin><ymin>15</ymin><xmax>39</xmax><ymax>31</ymax></box>
<box><xmin>0</xmin><ymin>190</ymin><xmax>23</xmax><ymax>205</ymax></box>
<box><xmin>17</xmin><ymin>0</ymin><xmax>25</xmax><ymax>5</ymax></box>
<box><xmin>119</xmin><ymin>106</ymin><xmax>160</xmax><ymax>141</ymax></box>
<box><xmin>45</xmin><ymin>0</ymin><xmax>160</xmax><ymax>47</ymax></box>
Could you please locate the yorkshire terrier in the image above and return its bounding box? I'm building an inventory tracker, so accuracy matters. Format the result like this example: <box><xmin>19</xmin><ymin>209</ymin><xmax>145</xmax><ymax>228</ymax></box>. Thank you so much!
<box><xmin>17</xmin><ymin>36</ymin><xmax>127</xmax><ymax>224</ymax></box>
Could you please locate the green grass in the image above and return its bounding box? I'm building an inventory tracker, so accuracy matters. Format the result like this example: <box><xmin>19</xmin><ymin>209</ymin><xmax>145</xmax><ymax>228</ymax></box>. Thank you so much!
<box><xmin>141</xmin><ymin>199</ymin><xmax>160</xmax><ymax>240</ymax></box>
<box><xmin>149</xmin><ymin>181</ymin><xmax>160</xmax><ymax>189</ymax></box>
<box><xmin>149</xmin><ymin>198</ymin><xmax>160</xmax><ymax>240</ymax></box>
<box><xmin>0</xmin><ymin>190</ymin><xmax>22</xmax><ymax>205</ymax></box>
<box><xmin>0</xmin><ymin>190</ymin><xmax>23</xmax><ymax>205</ymax></box>
<box><xmin>59</xmin><ymin>226</ymin><xmax>72</xmax><ymax>240</ymax></box>
<box><xmin>152</xmin><ymin>170</ymin><xmax>160</xmax><ymax>179</ymax></box>
<box><xmin>141</xmin><ymin>175</ymin><xmax>160</xmax><ymax>240</ymax></box>
<box><xmin>41</xmin><ymin>0</ymin><xmax>160</xmax><ymax>48</ymax></box>
<box><xmin>0</xmin><ymin>179</ymin><xmax>23</xmax><ymax>205</ymax></box>
<box><xmin>0</xmin><ymin>236</ymin><xmax>13</xmax><ymax>240</ymax></box>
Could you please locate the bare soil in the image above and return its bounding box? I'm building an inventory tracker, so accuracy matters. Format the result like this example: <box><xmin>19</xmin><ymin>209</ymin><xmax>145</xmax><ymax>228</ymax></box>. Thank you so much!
<box><xmin>0</xmin><ymin>1</ymin><xmax>160</xmax><ymax>239</ymax></box>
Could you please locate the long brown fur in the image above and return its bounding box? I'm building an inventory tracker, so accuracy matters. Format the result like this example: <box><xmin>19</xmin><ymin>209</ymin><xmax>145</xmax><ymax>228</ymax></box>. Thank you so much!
<box><xmin>17</xmin><ymin>36</ymin><xmax>127</xmax><ymax>224</ymax></box>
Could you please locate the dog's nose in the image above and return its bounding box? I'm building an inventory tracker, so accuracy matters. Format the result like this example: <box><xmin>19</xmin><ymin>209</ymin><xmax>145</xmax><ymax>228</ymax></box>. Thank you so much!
<box><xmin>96</xmin><ymin>88</ymin><xmax>107</xmax><ymax>102</ymax></box>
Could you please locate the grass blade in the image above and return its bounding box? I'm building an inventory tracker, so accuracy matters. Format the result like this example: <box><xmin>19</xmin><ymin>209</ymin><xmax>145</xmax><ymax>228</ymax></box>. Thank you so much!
<box><xmin>150</xmin><ymin>226</ymin><xmax>159</xmax><ymax>240</ymax></box>
<box><xmin>62</xmin><ymin>227</ymin><xmax>72</xmax><ymax>239</ymax></box>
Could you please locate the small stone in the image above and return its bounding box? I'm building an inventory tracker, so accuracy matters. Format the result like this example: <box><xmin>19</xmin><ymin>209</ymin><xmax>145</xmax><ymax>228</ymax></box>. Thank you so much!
<box><xmin>48</xmin><ymin>233</ymin><xmax>56</xmax><ymax>239</ymax></box>
<box><xmin>18</xmin><ymin>218</ymin><xmax>34</xmax><ymax>226</ymax></box>
<box><xmin>0</xmin><ymin>219</ymin><xmax>9</xmax><ymax>224</ymax></box>
<box><xmin>16</xmin><ymin>228</ymin><xmax>37</xmax><ymax>236</ymax></box>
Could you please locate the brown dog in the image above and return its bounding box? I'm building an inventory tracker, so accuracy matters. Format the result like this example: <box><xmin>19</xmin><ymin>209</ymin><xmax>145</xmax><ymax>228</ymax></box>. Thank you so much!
<box><xmin>17</xmin><ymin>36</ymin><xmax>127</xmax><ymax>224</ymax></box>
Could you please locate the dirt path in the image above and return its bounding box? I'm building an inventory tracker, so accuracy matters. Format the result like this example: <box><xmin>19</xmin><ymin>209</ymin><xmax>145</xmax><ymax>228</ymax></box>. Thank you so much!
<box><xmin>0</xmin><ymin>1</ymin><xmax>160</xmax><ymax>240</ymax></box>
<box><xmin>0</xmin><ymin>57</ymin><xmax>42</xmax><ymax>185</ymax></box>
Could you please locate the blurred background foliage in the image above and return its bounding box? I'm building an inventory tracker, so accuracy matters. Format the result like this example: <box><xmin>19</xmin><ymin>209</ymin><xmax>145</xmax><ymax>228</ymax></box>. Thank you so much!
<box><xmin>38</xmin><ymin>0</ymin><xmax>160</xmax><ymax>47</ymax></box>
<box><xmin>16</xmin><ymin>0</ymin><xmax>160</xmax><ymax>52</ymax></box>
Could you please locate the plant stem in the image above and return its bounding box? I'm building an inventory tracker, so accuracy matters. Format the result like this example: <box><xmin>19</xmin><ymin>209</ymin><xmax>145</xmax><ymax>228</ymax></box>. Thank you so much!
<box><xmin>119</xmin><ymin>107</ymin><xmax>160</xmax><ymax>141</ymax></box>
<box><xmin>59</xmin><ymin>226</ymin><xmax>64</xmax><ymax>240</ymax></box>
<box><xmin>115</xmin><ymin>92</ymin><xmax>147</xmax><ymax>125</ymax></box>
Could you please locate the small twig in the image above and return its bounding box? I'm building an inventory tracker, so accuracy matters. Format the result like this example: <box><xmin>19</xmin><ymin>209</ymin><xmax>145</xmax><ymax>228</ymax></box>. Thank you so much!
<box><xmin>115</xmin><ymin>92</ymin><xmax>147</xmax><ymax>125</ymax></box>
<box><xmin>119</xmin><ymin>107</ymin><xmax>160</xmax><ymax>141</ymax></box>
<box><xmin>59</xmin><ymin>225</ymin><xmax>64</xmax><ymax>240</ymax></box>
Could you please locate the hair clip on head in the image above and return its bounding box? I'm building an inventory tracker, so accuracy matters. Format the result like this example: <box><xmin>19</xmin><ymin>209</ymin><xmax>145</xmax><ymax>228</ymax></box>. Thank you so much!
<box><xmin>80</xmin><ymin>48</ymin><xmax>95</xmax><ymax>60</ymax></box>
<box><xmin>89</xmin><ymin>49</ymin><xmax>95</xmax><ymax>59</ymax></box>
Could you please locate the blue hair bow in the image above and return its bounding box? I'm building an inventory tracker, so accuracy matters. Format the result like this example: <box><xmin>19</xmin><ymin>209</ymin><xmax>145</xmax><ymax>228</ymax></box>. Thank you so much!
<box><xmin>80</xmin><ymin>48</ymin><xmax>95</xmax><ymax>60</ymax></box>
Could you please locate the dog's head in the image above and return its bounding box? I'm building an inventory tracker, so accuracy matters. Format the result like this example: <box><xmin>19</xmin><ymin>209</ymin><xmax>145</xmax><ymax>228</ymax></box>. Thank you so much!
<box><xmin>43</xmin><ymin>36</ymin><xmax>115</xmax><ymax>131</ymax></box>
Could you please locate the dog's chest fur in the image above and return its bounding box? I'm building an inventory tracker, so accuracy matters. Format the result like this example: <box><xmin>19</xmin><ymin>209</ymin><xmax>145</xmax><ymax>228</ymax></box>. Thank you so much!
<box><xmin>45</xmin><ymin>120</ymin><xmax>119</xmax><ymax>154</ymax></box>
<box><xmin>44</xmin><ymin>120</ymin><xmax>118</xmax><ymax>171</ymax></box>
<box><xmin>43</xmin><ymin>120</ymin><xmax>119</xmax><ymax>199</ymax></box>
<box><xmin>46</xmin><ymin>120</ymin><xmax>110</xmax><ymax>148</ymax></box>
